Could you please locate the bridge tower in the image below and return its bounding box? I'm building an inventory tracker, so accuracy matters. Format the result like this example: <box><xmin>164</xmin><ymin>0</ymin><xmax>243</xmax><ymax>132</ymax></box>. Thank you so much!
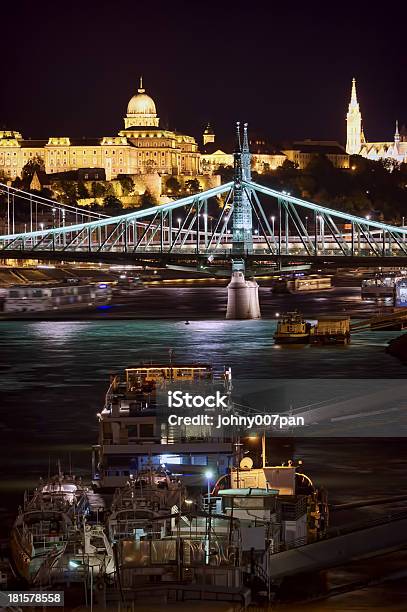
<box><xmin>232</xmin><ymin>122</ymin><xmax>253</xmax><ymax>255</ymax></box>
<box><xmin>226</xmin><ymin>122</ymin><xmax>260</xmax><ymax>319</ymax></box>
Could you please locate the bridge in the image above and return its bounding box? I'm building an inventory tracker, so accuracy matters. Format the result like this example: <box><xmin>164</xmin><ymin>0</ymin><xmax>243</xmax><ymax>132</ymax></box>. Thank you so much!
<box><xmin>1</xmin><ymin>123</ymin><xmax>407</xmax><ymax>272</ymax></box>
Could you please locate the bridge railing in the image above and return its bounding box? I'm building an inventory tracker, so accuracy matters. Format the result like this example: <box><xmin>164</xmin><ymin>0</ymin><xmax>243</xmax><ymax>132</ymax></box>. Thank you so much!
<box><xmin>2</xmin><ymin>179</ymin><xmax>407</xmax><ymax>260</ymax></box>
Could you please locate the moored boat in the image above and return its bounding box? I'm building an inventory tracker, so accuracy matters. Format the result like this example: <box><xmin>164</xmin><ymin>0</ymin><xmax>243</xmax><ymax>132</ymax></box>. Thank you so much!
<box><xmin>274</xmin><ymin>311</ymin><xmax>312</xmax><ymax>344</ymax></box>
<box><xmin>10</xmin><ymin>475</ymin><xmax>89</xmax><ymax>584</ymax></box>
<box><xmin>92</xmin><ymin>362</ymin><xmax>234</xmax><ymax>490</ymax></box>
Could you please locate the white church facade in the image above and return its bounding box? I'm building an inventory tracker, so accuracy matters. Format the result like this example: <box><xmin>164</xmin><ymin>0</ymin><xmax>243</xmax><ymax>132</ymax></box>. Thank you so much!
<box><xmin>346</xmin><ymin>78</ymin><xmax>407</xmax><ymax>164</ymax></box>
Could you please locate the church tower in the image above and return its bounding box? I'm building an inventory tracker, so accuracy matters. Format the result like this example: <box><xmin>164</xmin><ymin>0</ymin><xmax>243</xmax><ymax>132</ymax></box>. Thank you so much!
<box><xmin>394</xmin><ymin>120</ymin><xmax>400</xmax><ymax>144</ymax></box>
<box><xmin>203</xmin><ymin>123</ymin><xmax>215</xmax><ymax>146</ymax></box>
<box><xmin>346</xmin><ymin>78</ymin><xmax>362</xmax><ymax>155</ymax></box>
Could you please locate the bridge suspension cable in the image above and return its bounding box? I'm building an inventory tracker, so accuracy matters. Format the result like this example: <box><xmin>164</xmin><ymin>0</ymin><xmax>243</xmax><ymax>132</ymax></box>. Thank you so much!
<box><xmin>1</xmin><ymin>177</ymin><xmax>407</xmax><ymax>262</ymax></box>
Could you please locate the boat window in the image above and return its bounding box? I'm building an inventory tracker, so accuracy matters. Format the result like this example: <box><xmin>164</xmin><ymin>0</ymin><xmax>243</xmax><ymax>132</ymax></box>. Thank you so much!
<box><xmin>139</xmin><ymin>424</ymin><xmax>154</xmax><ymax>437</ymax></box>
<box><xmin>90</xmin><ymin>536</ymin><xmax>105</xmax><ymax>549</ymax></box>
<box><xmin>191</xmin><ymin>455</ymin><xmax>207</xmax><ymax>465</ymax></box>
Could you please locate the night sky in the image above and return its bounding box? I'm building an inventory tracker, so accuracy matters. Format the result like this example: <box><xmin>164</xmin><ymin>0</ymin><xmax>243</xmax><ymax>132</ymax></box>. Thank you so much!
<box><xmin>1</xmin><ymin>1</ymin><xmax>405</xmax><ymax>145</ymax></box>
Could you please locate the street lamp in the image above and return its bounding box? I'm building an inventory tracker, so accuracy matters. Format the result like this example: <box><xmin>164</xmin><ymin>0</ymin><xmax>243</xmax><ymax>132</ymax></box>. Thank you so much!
<box><xmin>177</xmin><ymin>217</ymin><xmax>181</xmax><ymax>229</ymax></box>
<box><xmin>204</xmin><ymin>470</ymin><xmax>213</xmax><ymax>565</ymax></box>
<box><xmin>305</xmin><ymin>216</ymin><xmax>308</xmax><ymax>232</ymax></box>
<box><xmin>204</xmin><ymin>470</ymin><xmax>213</xmax><ymax>503</ymax></box>
<box><xmin>365</xmin><ymin>215</ymin><xmax>371</xmax><ymax>221</ymax></box>
<box><xmin>271</xmin><ymin>215</ymin><xmax>275</xmax><ymax>235</ymax></box>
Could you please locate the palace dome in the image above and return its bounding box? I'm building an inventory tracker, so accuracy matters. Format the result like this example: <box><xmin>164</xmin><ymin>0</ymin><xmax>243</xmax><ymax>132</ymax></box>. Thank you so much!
<box><xmin>127</xmin><ymin>78</ymin><xmax>156</xmax><ymax>116</ymax></box>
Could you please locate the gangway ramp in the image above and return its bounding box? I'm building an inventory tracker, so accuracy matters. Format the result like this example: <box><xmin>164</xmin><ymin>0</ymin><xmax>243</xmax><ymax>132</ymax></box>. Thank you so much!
<box><xmin>269</xmin><ymin>511</ymin><xmax>407</xmax><ymax>581</ymax></box>
<box><xmin>351</xmin><ymin>308</ymin><xmax>407</xmax><ymax>331</ymax></box>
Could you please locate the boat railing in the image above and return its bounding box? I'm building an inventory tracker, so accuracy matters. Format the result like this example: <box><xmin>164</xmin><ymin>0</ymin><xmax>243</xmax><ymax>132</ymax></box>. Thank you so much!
<box><xmin>105</xmin><ymin>376</ymin><xmax>120</xmax><ymax>406</ymax></box>
<box><xmin>111</xmin><ymin>527</ymin><xmax>163</xmax><ymax>541</ymax></box>
<box><xmin>269</xmin><ymin>509</ymin><xmax>407</xmax><ymax>554</ymax></box>
<box><xmin>111</xmin><ymin>493</ymin><xmax>162</xmax><ymax>512</ymax></box>
<box><xmin>101</xmin><ymin>432</ymin><xmax>230</xmax><ymax>445</ymax></box>
<box><xmin>272</xmin><ymin>535</ymin><xmax>308</xmax><ymax>553</ymax></box>
<box><xmin>118</xmin><ymin>536</ymin><xmax>239</xmax><ymax>568</ymax></box>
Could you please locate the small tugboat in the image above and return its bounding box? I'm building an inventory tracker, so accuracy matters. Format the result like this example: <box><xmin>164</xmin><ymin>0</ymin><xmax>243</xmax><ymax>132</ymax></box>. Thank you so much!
<box><xmin>274</xmin><ymin>311</ymin><xmax>312</xmax><ymax>344</ymax></box>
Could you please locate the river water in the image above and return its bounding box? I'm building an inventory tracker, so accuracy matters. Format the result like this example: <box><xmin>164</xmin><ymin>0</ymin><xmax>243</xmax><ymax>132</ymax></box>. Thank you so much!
<box><xmin>1</xmin><ymin>285</ymin><xmax>406</xmax><ymax>608</ymax></box>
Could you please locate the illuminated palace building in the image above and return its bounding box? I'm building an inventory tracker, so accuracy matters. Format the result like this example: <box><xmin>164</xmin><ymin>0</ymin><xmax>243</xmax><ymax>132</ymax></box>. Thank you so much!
<box><xmin>0</xmin><ymin>78</ymin><xmax>200</xmax><ymax>180</ymax></box>
<box><xmin>346</xmin><ymin>78</ymin><xmax>407</xmax><ymax>163</ymax></box>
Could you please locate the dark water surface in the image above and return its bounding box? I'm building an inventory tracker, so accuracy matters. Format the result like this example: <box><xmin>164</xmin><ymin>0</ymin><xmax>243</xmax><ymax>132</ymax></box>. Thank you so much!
<box><xmin>1</xmin><ymin>286</ymin><xmax>407</xmax><ymax>608</ymax></box>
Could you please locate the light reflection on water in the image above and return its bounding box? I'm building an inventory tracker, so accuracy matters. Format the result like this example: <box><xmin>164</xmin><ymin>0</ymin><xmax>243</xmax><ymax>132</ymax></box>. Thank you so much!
<box><xmin>1</xmin><ymin>289</ymin><xmax>407</xmax><ymax>607</ymax></box>
<box><xmin>0</xmin><ymin>316</ymin><xmax>405</xmax><ymax>490</ymax></box>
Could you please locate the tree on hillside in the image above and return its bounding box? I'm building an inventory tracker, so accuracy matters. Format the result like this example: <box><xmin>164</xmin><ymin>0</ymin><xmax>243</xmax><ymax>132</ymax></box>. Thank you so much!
<box><xmin>77</xmin><ymin>181</ymin><xmax>89</xmax><ymax>199</ymax></box>
<box><xmin>139</xmin><ymin>190</ymin><xmax>158</xmax><ymax>209</ymax></box>
<box><xmin>166</xmin><ymin>176</ymin><xmax>181</xmax><ymax>195</ymax></box>
<box><xmin>118</xmin><ymin>176</ymin><xmax>134</xmax><ymax>196</ymax></box>
<box><xmin>90</xmin><ymin>201</ymin><xmax>103</xmax><ymax>212</ymax></box>
<box><xmin>185</xmin><ymin>178</ymin><xmax>201</xmax><ymax>193</ymax></box>
<box><xmin>214</xmin><ymin>164</ymin><xmax>234</xmax><ymax>182</ymax></box>
<box><xmin>59</xmin><ymin>180</ymin><xmax>78</xmax><ymax>206</ymax></box>
<box><xmin>21</xmin><ymin>155</ymin><xmax>45</xmax><ymax>186</ymax></box>
<box><xmin>91</xmin><ymin>182</ymin><xmax>106</xmax><ymax>198</ymax></box>
<box><xmin>103</xmin><ymin>194</ymin><xmax>122</xmax><ymax>211</ymax></box>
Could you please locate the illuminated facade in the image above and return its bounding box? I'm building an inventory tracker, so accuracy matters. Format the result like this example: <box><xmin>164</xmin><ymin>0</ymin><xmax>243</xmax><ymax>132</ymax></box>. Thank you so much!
<box><xmin>0</xmin><ymin>78</ymin><xmax>200</xmax><ymax>180</ymax></box>
<box><xmin>346</xmin><ymin>78</ymin><xmax>407</xmax><ymax>163</ymax></box>
<box><xmin>283</xmin><ymin>141</ymin><xmax>349</xmax><ymax>169</ymax></box>
<box><xmin>201</xmin><ymin>128</ymin><xmax>286</xmax><ymax>174</ymax></box>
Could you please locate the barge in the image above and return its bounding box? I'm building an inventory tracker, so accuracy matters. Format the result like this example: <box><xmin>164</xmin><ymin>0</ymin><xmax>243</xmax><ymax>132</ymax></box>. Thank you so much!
<box><xmin>274</xmin><ymin>312</ymin><xmax>351</xmax><ymax>345</ymax></box>
<box><xmin>310</xmin><ymin>316</ymin><xmax>350</xmax><ymax>345</ymax></box>
<box><xmin>272</xmin><ymin>275</ymin><xmax>332</xmax><ymax>294</ymax></box>
<box><xmin>1</xmin><ymin>283</ymin><xmax>111</xmax><ymax>313</ymax></box>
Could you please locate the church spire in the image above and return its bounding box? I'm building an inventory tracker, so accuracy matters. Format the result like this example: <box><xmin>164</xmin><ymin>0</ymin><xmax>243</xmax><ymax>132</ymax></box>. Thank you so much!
<box><xmin>346</xmin><ymin>77</ymin><xmax>362</xmax><ymax>155</ymax></box>
<box><xmin>350</xmin><ymin>77</ymin><xmax>358</xmax><ymax>106</ymax></box>
<box><xmin>395</xmin><ymin>119</ymin><xmax>400</xmax><ymax>144</ymax></box>
<box><xmin>138</xmin><ymin>76</ymin><xmax>145</xmax><ymax>93</ymax></box>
